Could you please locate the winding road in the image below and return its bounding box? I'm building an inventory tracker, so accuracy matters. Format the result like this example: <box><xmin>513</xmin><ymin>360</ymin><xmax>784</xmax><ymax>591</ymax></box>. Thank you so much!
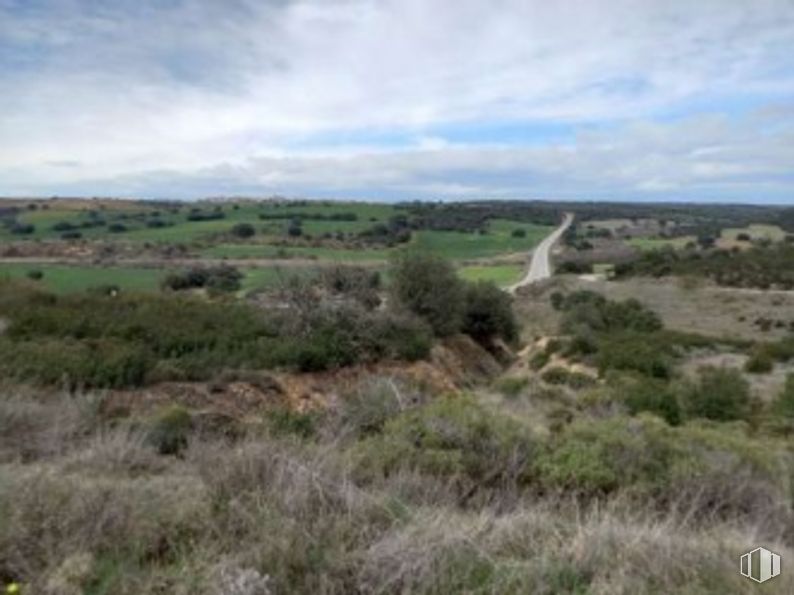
<box><xmin>508</xmin><ymin>213</ymin><xmax>574</xmax><ymax>292</ymax></box>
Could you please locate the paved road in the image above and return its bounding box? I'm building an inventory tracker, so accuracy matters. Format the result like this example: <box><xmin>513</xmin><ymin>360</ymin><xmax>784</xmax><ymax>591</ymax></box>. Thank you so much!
<box><xmin>508</xmin><ymin>213</ymin><xmax>574</xmax><ymax>292</ymax></box>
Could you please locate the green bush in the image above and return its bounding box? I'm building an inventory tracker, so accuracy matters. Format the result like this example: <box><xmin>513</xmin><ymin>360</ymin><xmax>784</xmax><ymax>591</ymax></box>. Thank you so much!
<box><xmin>683</xmin><ymin>366</ymin><xmax>751</xmax><ymax>422</ymax></box>
<box><xmin>494</xmin><ymin>376</ymin><xmax>528</xmax><ymax>397</ymax></box>
<box><xmin>529</xmin><ymin>351</ymin><xmax>550</xmax><ymax>371</ymax></box>
<box><xmin>595</xmin><ymin>332</ymin><xmax>672</xmax><ymax>378</ymax></box>
<box><xmin>541</xmin><ymin>367</ymin><xmax>595</xmax><ymax>389</ymax></box>
<box><xmin>616</xmin><ymin>376</ymin><xmax>682</xmax><ymax>425</ymax></box>
<box><xmin>146</xmin><ymin>405</ymin><xmax>193</xmax><ymax>455</ymax></box>
<box><xmin>268</xmin><ymin>408</ymin><xmax>316</xmax><ymax>439</ymax></box>
<box><xmin>745</xmin><ymin>348</ymin><xmax>774</xmax><ymax>373</ymax></box>
<box><xmin>354</xmin><ymin>395</ymin><xmax>536</xmax><ymax>488</ymax></box>
<box><xmin>389</xmin><ymin>252</ymin><xmax>465</xmax><ymax>337</ymax></box>
<box><xmin>773</xmin><ymin>373</ymin><xmax>794</xmax><ymax>418</ymax></box>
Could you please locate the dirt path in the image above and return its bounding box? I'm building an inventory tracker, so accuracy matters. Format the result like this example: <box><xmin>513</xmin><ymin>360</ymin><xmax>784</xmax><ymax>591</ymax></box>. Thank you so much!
<box><xmin>508</xmin><ymin>213</ymin><xmax>573</xmax><ymax>292</ymax></box>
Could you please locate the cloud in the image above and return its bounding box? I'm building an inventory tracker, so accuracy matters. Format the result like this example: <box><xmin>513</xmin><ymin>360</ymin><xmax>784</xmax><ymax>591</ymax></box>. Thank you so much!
<box><xmin>1</xmin><ymin>0</ymin><xmax>793</xmax><ymax>201</ymax></box>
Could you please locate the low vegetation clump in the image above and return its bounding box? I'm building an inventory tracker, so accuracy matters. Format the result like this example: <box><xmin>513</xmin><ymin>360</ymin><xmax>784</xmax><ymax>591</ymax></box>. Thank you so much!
<box><xmin>615</xmin><ymin>243</ymin><xmax>794</xmax><ymax>289</ymax></box>
<box><xmin>161</xmin><ymin>264</ymin><xmax>244</xmax><ymax>292</ymax></box>
<box><xmin>682</xmin><ymin>366</ymin><xmax>751</xmax><ymax>422</ymax></box>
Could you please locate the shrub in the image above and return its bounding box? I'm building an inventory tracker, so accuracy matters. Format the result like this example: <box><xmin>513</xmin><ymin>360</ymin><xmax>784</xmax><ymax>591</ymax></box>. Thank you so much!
<box><xmin>161</xmin><ymin>265</ymin><xmax>243</xmax><ymax>292</ymax></box>
<box><xmin>389</xmin><ymin>252</ymin><xmax>465</xmax><ymax>337</ymax></box>
<box><xmin>318</xmin><ymin>265</ymin><xmax>381</xmax><ymax>309</ymax></box>
<box><xmin>529</xmin><ymin>351</ymin><xmax>550</xmax><ymax>370</ymax></box>
<box><xmin>461</xmin><ymin>281</ymin><xmax>519</xmax><ymax>345</ymax></box>
<box><xmin>60</xmin><ymin>231</ymin><xmax>82</xmax><ymax>240</ymax></box>
<box><xmin>495</xmin><ymin>376</ymin><xmax>528</xmax><ymax>397</ymax></box>
<box><xmin>541</xmin><ymin>367</ymin><xmax>595</xmax><ymax>389</ymax></box>
<box><xmin>745</xmin><ymin>349</ymin><xmax>774</xmax><ymax>374</ymax></box>
<box><xmin>617</xmin><ymin>376</ymin><xmax>682</xmax><ymax>425</ymax></box>
<box><xmin>51</xmin><ymin>221</ymin><xmax>76</xmax><ymax>232</ymax></box>
<box><xmin>146</xmin><ymin>405</ymin><xmax>193</xmax><ymax>455</ymax></box>
<box><xmin>354</xmin><ymin>395</ymin><xmax>537</xmax><ymax>490</ymax></box>
<box><xmin>230</xmin><ymin>222</ymin><xmax>256</xmax><ymax>238</ymax></box>
<box><xmin>683</xmin><ymin>366</ymin><xmax>751</xmax><ymax>422</ymax></box>
<box><xmin>108</xmin><ymin>223</ymin><xmax>127</xmax><ymax>233</ymax></box>
<box><xmin>595</xmin><ymin>332</ymin><xmax>672</xmax><ymax>378</ymax></box>
<box><xmin>26</xmin><ymin>269</ymin><xmax>43</xmax><ymax>281</ymax></box>
<box><xmin>773</xmin><ymin>373</ymin><xmax>794</xmax><ymax>418</ymax></box>
<box><xmin>10</xmin><ymin>223</ymin><xmax>35</xmax><ymax>235</ymax></box>
<box><xmin>267</xmin><ymin>408</ymin><xmax>316</xmax><ymax>439</ymax></box>
<box><xmin>287</xmin><ymin>220</ymin><xmax>303</xmax><ymax>237</ymax></box>
<box><xmin>511</xmin><ymin>228</ymin><xmax>526</xmax><ymax>238</ymax></box>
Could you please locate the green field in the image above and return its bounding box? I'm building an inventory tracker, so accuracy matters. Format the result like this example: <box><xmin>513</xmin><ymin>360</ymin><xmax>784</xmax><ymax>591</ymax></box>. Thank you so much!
<box><xmin>0</xmin><ymin>263</ymin><xmax>296</xmax><ymax>295</ymax></box>
<box><xmin>458</xmin><ymin>264</ymin><xmax>524</xmax><ymax>287</ymax></box>
<box><xmin>411</xmin><ymin>220</ymin><xmax>551</xmax><ymax>260</ymax></box>
<box><xmin>626</xmin><ymin>236</ymin><xmax>695</xmax><ymax>251</ymax></box>
<box><xmin>0</xmin><ymin>264</ymin><xmax>166</xmax><ymax>293</ymax></box>
<box><xmin>202</xmin><ymin>243</ymin><xmax>390</xmax><ymax>262</ymax></box>
<box><xmin>0</xmin><ymin>201</ymin><xmax>401</xmax><ymax>243</ymax></box>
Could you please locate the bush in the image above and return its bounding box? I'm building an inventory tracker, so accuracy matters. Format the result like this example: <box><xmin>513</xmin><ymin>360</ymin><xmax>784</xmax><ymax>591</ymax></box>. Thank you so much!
<box><xmin>230</xmin><ymin>222</ymin><xmax>256</xmax><ymax>238</ymax></box>
<box><xmin>617</xmin><ymin>376</ymin><xmax>682</xmax><ymax>425</ymax></box>
<box><xmin>389</xmin><ymin>252</ymin><xmax>465</xmax><ymax>337</ymax></box>
<box><xmin>108</xmin><ymin>223</ymin><xmax>127</xmax><ymax>233</ymax></box>
<box><xmin>267</xmin><ymin>408</ymin><xmax>316</xmax><ymax>439</ymax></box>
<box><xmin>773</xmin><ymin>373</ymin><xmax>794</xmax><ymax>418</ymax></box>
<box><xmin>161</xmin><ymin>265</ymin><xmax>243</xmax><ymax>292</ymax></box>
<box><xmin>596</xmin><ymin>332</ymin><xmax>672</xmax><ymax>378</ymax></box>
<box><xmin>541</xmin><ymin>367</ymin><xmax>596</xmax><ymax>389</ymax></box>
<box><xmin>146</xmin><ymin>405</ymin><xmax>193</xmax><ymax>455</ymax></box>
<box><xmin>511</xmin><ymin>228</ymin><xmax>526</xmax><ymax>238</ymax></box>
<box><xmin>495</xmin><ymin>376</ymin><xmax>528</xmax><ymax>397</ymax></box>
<box><xmin>683</xmin><ymin>366</ymin><xmax>751</xmax><ymax>422</ymax></box>
<box><xmin>461</xmin><ymin>281</ymin><xmax>519</xmax><ymax>345</ymax></box>
<box><xmin>745</xmin><ymin>349</ymin><xmax>774</xmax><ymax>374</ymax></box>
<box><xmin>355</xmin><ymin>395</ymin><xmax>536</xmax><ymax>491</ymax></box>
<box><xmin>10</xmin><ymin>223</ymin><xmax>35</xmax><ymax>235</ymax></box>
<box><xmin>60</xmin><ymin>231</ymin><xmax>82</xmax><ymax>240</ymax></box>
<box><xmin>26</xmin><ymin>269</ymin><xmax>43</xmax><ymax>281</ymax></box>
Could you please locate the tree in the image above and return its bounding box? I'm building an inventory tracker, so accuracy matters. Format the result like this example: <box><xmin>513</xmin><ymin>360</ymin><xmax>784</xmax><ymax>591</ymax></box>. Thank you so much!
<box><xmin>389</xmin><ymin>252</ymin><xmax>464</xmax><ymax>337</ymax></box>
<box><xmin>461</xmin><ymin>281</ymin><xmax>519</xmax><ymax>345</ymax></box>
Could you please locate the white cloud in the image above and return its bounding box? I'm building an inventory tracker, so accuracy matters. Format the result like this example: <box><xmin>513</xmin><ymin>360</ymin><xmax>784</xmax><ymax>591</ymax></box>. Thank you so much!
<box><xmin>1</xmin><ymin>0</ymin><xmax>793</xmax><ymax>201</ymax></box>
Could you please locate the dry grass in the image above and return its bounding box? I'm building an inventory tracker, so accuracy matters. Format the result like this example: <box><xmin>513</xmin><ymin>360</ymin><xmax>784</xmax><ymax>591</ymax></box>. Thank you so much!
<box><xmin>518</xmin><ymin>276</ymin><xmax>794</xmax><ymax>341</ymax></box>
<box><xmin>2</xmin><ymin>383</ymin><xmax>793</xmax><ymax>594</ymax></box>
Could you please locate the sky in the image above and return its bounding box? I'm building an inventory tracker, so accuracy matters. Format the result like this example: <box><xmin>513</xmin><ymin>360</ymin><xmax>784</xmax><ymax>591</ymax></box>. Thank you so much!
<box><xmin>1</xmin><ymin>0</ymin><xmax>793</xmax><ymax>203</ymax></box>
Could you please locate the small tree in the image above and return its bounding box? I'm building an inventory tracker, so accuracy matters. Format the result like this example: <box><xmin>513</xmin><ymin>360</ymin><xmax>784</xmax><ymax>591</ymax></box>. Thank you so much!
<box><xmin>461</xmin><ymin>281</ymin><xmax>519</xmax><ymax>345</ymax></box>
<box><xmin>683</xmin><ymin>366</ymin><xmax>750</xmax><ymax>421</ymax></box>
<box><xmin>389</xmin><ymin>252</ymin><xmax>464</xmax><ymax>337</ymax></box>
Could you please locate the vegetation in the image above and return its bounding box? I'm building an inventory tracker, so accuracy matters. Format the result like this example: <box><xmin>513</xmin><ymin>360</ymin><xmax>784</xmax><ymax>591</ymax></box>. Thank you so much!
<box><xmin>615</xmin><ymin>243</ymin><xmax>794</xmax><ymax>289</ymax></box>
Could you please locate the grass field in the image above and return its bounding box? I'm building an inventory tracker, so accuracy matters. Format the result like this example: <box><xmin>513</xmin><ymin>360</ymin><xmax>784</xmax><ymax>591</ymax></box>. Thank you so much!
<box><xmin>626</xmin><ymin>236</ymin><xmax>695</xmax><ymax>251</ymax></box>
<box><xmin>0</xmin><ymin>263</ymin><xmax>296</xmax><ymax>294</ymax></box>
<box><xmin>458</xmin><ymin>264</ymin><xmax>524</xmax><ymax>287</ymax></box>
<box><xmin>202</xmin><ymin>243</ymin><xmax>390</xmax><ymax>262</ymax></box>
<box><xmin>0</xmin><ymin>201</ymin><xmax>401</xmax><ymax>243</ymax></box>
<box><xmin>412</xmin><ymin>220</ymin><xmax>551</xmax><ymax>260</ymax></box>
<box><xmin>0</xmin><ymin>263</ymin><xmax>166</xmax><ymax>293</ymax></box>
